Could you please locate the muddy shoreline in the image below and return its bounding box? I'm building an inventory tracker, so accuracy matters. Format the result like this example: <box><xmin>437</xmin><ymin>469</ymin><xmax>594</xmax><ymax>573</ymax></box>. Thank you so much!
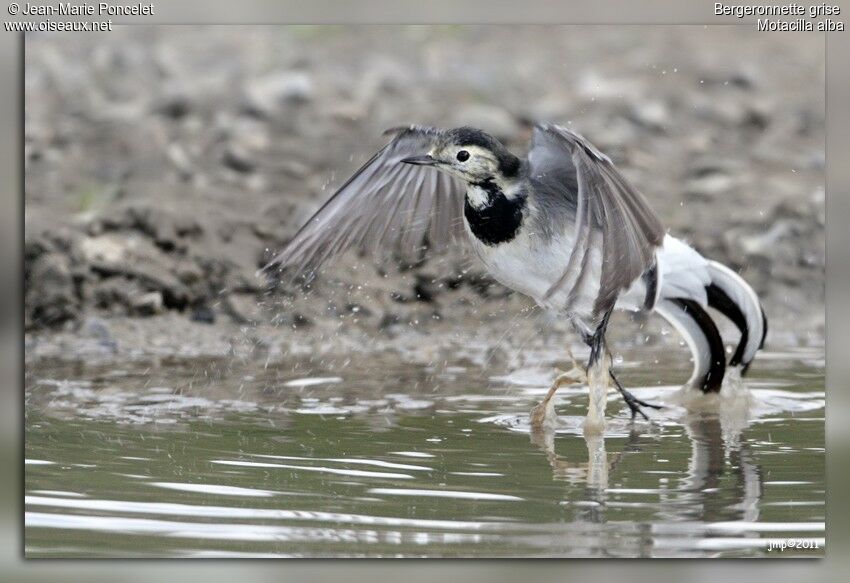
<box><xmin>24</xmin><ymin>26</ymin><xmax>825</xmax><ymax>363</ymax></box>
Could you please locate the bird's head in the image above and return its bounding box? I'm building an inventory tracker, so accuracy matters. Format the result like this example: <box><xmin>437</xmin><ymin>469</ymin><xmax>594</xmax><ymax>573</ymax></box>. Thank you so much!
<box><xmin>401</xmin><ymin>127</ymin><xmax>521</xmax><ymax>184</ymax></box>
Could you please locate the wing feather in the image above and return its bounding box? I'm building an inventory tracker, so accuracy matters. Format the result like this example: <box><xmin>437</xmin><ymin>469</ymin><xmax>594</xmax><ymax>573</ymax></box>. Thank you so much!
<box><xmin>530</xmin><ymin>124</ymin><xmax>665</xmax><ymax>318</ymax></box>
<box><xmin>262</xmin><ymin>126</ymin><xmax>467</xmax><ymax>281</ymax></box>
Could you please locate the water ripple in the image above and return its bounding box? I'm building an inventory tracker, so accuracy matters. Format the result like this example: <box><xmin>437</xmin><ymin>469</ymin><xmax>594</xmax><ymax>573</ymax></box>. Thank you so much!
<box><xmin>368</xmin><ymin>488</ymin><xmax>523</xmax><ymax>501</ymax></box>
<box><xmin>211</xmin><ymin>459</ymin><xmax>415</xmax><ymax>480</ymax></box>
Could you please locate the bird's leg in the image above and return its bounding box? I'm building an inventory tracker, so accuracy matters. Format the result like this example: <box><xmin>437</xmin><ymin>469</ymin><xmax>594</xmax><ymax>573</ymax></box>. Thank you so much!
<box><xmin>609</xmin><ymin>368</ymin><xmax>663</xmax><ymax>421</ymax></box>
<box><xmin>588</xmin><ymin>306</ymin><xmax>661</xmax><ymax>423</ymax></box>
<box><xmin>584</xmin><ymin>352</ymin><xmax>611</xmax><ymax>435</ymax></box>
<box><xmin>529</xmin><ymin>346</ymin><xmax>587</xmax><ymax>430</ymax></box>
<box><xmin>583</xmin><ymin>309</ymin><xmax>614</xmax><ymax>435</ymax></box>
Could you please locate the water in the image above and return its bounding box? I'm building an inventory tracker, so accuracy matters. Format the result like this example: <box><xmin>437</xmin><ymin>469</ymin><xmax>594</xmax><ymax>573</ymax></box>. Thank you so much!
<box><xmin>25</xmin><ymin>346</ymin><xmax>825</xmax><ymax>557</ymax></box>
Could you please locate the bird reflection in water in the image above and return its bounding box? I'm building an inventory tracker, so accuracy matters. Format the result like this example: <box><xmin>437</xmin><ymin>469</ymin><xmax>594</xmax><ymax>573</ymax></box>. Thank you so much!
<box><xmin>529</xmin><ymin>409</ymin><xmax>763</xmax><ymax>525</ymax></box>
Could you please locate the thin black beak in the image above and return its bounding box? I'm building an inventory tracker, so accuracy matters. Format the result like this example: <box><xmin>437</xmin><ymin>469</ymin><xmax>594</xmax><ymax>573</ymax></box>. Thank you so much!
<box><xmin>400</xmin><ymin>155</ymin><xmax>436</xmax><ymax>166</ymax></box>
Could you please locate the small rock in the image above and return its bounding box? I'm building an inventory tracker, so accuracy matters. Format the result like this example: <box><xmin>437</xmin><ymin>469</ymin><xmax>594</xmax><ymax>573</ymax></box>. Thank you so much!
<box><xmin>687</xmin><ymin>157</ymin><xmax>741</xmax><ymax>179</ymax></box>
<box><xmin>627</xmin><ymin>100</ymin><xmax>669</xmax><ymax>132</ymax></box>
<box><xmin>166</xmin><ymin>143</ymin><xmax>194</xmax><ymax>179</ymax></box>
<box><xmin>743</xmin><ymin>101</ymin><xmax>771</xmax><ymax>131</ymax></box>
<box><xmin>685</xmin><ymin>173</ymin><xmax>736</xmax><ymax>200</ymax></box>
<box><xmin>276</xmin><ymin>159</ymin><xmax>311</xmax><ymax>179</ymax></box>
<box><xmin>329</xmin><ymin>102</ymin><xmax>368</xmax><ymax>123</ymax></box>
<box><xmin>244</xmin><ymin>71</ymin><xmax>313</xmax><ymax>117</ymax></box>
<box><xmin>90</xmin><ymin>277</ymin><xmax>139</xmax><ymax>311</ymax></box>
<box><xmin>222</xmin><ymin>144</ymin><xmax>255</xmax><ymax>173</ymax></box>
<box><xmin>737</xmin><ymin>221</ymin><xmax>797</xmax><ymax>258</ymax></box>
<box><xmin>26</xmin><ymin>252</ymin><xmax>79</xmax><ymax>328</ymax></box>
<box><xmin>153</xmin><ymin>88</ymin><xmax>192</xmax><ymax>119</ymax></box>
<box><xmin>91</xmin><ymin>260</ymin><xmax>190</xmax><ymax>310</ymax></box>
<box><xmin>693</xmin><ymin>98</ymin><xmax>748</xmax><ymax>127</ymax></box>
<box><xmin>130</xmin><ymin>291</ymin><xmax>164</xmax><ymax>316</ymax></box>
<box><xmin>191</xmin><ymin>306</ymin><xmax>216</xmax><ymax>324</ymax></box>
<box><xmin>80</xmin><ymin>234</ymin><xmax>127</xmax><ymax>265</ymax></box>
<box><xmin>175</xmin><ymin>260</ymin><xmax>204</xmax><ymax>285</ymax></box>
<box><xmin>227</xmin><ymin>116</ymin><xmax>271</xmax><ymax>151</ymax></box>
<box><xmin>729</xmin><ymin>72</ymin><xmax>757</xmax><ymax>90</ymax></box>
<box><xmin>223</xmin><ymin>293</ymin><xmax>263</xmax><ymax>325</ymax></box>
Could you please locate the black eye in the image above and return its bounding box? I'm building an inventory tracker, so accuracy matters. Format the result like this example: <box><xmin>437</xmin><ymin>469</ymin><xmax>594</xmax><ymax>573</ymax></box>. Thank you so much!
<box><xmin>456</xmin><ymin>150</ymin><xmax>470</xmax><ymax>162</ymax></box>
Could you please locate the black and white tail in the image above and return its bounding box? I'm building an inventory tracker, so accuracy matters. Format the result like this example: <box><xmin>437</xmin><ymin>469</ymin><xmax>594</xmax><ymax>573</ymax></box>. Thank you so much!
<box><xmin>651</xmin><ymin>236</ymin><xmax>767</xmax><ymax>393</ymax></box>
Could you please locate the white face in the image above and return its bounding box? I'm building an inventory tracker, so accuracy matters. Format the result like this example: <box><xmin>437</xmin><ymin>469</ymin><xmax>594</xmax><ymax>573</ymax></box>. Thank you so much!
<box><xmin>432</xmin><ymin>145</ymin><xmax>499</xmax><ymax>182</ymax></box>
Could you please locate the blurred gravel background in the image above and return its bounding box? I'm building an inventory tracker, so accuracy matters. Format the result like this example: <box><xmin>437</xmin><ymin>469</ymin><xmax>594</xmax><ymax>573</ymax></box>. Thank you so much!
<box><xmin>23</xmin><ymin>26</ymin><xmax>824</xmax><ymax>361</ymax></box>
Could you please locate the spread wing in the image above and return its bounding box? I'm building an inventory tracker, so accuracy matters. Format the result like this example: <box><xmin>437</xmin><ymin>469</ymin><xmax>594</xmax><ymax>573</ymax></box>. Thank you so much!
<box><xmin>528</xmin><ymin>124</ymin><xmax>665</xmax><ymax>317</ymax></box>
<box><xmin>262</xmin><ymin>126</ymin><xmax>466</xmax><ymax>281</ymax></box>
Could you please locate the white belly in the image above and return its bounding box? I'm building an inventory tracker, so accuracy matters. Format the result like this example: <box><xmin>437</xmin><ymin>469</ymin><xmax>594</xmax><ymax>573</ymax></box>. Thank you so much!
<box><xmin>464</xmin><ymin>221</ymin><xmax>647</xmax><ymax>318</ymax></box>
<box><xmin>465</xmin><ymin>221</ymin><xmax>598</xmax><ymax>315</ymax></box>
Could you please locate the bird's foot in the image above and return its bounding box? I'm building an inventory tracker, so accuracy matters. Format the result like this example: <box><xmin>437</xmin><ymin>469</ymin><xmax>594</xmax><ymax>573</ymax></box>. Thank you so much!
<box><xmin>529</xmin><ymin>398</ymin><xmax>557</xmax><ymax>431</ymax></box>
<box><xmin>529</xmin><ymin>365</ymin><xmax>587</xmax><ymax>430</ymax></box>
<box><xmin>618</xmin><ymin>386</ymin><xmax>663</xmax><ymax>421</ymax></box>
<box><xmin>608</xmin><ymin>369</ymin><xmax>662</xmax><ymax>422</ymax></box>
<box><xmin>556</xmin><ymin>364</ymin><xmax>587</xmax><ymax>386</ymax></box>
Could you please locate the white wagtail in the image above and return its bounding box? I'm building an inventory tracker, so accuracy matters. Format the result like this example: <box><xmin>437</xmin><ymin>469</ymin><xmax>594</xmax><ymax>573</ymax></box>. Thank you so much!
<box><xmin>264</xmin><ymin>124</ymin><xmax>767</xmax><ymax>432</ymax></box>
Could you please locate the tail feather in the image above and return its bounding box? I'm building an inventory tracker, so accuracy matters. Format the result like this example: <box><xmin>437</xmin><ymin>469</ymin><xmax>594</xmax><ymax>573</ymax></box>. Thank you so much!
<box><xmin>706</xmin><ymin>283</ymin><xmax>750</xmax><ymax>367</ymax></box>
<box><xmin>654</xmin><ymin>236</ymin><xmax>767</xmax><ymax>391</ymax></box>
<box><xmin>705</xmin><ymin>260</ymin><xmax>766</xmax><ymax>373</ymax></box>
<box><xmin>655</xmin><ymin>298</ymin><xmax>726</xmax><ymax>393</ymax></box>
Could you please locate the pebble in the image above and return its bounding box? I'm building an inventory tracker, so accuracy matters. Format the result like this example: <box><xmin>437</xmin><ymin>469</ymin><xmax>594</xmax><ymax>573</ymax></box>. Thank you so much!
<box><xmin>130</xmin><ymin>291</ymin><xmax>164</xmax><ymax>316</ymax></box>
<box><xmin>244</xmin><ymin>71</ymin><xmax>313</xmax><ymax>117</ymax></box>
